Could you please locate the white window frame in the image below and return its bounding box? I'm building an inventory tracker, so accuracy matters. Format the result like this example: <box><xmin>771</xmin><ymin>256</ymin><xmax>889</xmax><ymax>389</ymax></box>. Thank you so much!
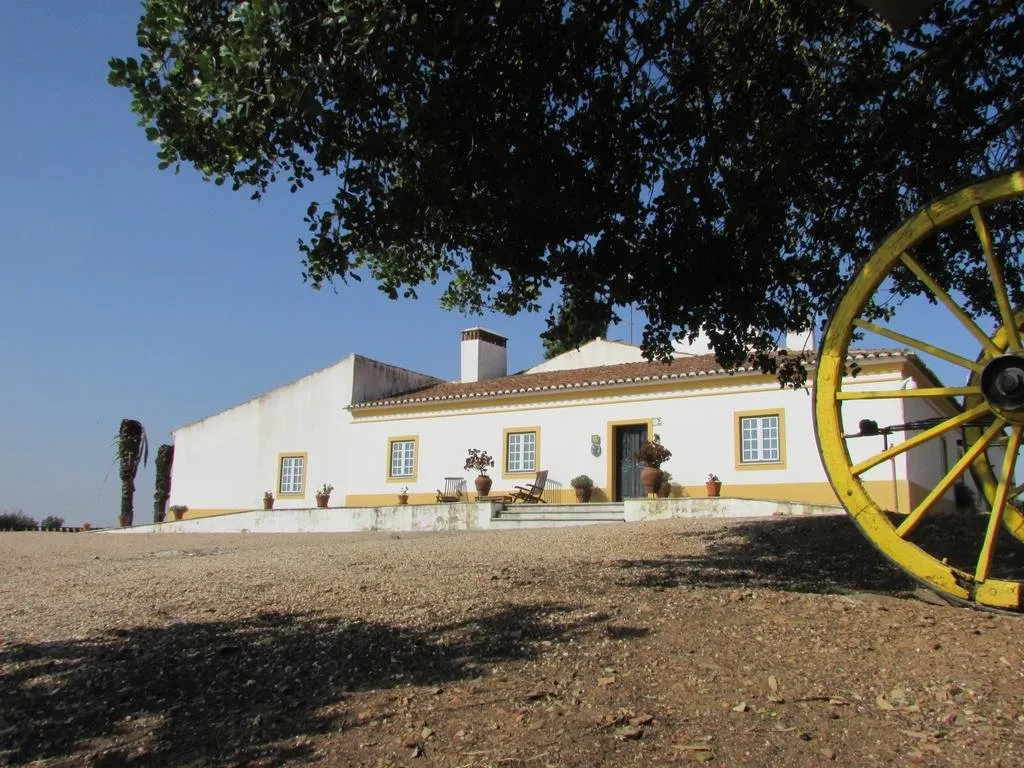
<box><xmin>389</xmin><ymin>439</ymin><xmax>415</xmax><ymax>478</ymax></box>
<box><xmin>740</xmin><ymin>415</ymin><xmax>781</xmax><ymax>464</ymax></box>
<box><xmin>506</xmin><ymin>431</ymin><xmax>537</xmax><ymax>474</ymax></box>
<box><xmin>278</xmin><ymin>455</ymin><xmax>305</xmax><ymax>495</ymax></box>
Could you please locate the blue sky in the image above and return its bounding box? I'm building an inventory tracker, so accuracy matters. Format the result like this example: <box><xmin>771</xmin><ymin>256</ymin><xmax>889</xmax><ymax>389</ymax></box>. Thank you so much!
<box><xmin>0</xmin><ymin>1</ymin><xmax>596</xmax><ymax>527</ymax></box>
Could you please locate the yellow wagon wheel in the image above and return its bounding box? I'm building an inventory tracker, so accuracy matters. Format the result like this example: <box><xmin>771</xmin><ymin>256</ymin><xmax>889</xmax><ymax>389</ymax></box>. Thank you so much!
<box><xmin>964</xmin><ymin>313</ymin><xmax>1024</xmax><ymax>542</ymax></box>
<box><xmin>814</xmin><ymin>169</ymin><xmax>1024</xmax><ymax>611</ymax></box>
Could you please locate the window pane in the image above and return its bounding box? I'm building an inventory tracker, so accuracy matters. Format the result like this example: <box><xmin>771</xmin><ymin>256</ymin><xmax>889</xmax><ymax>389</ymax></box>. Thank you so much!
<box><xmin>507</xmin><ymin>432</ymin><xmax>535</xmax><ymax>473</ymax></box>
<box><xmin>739</xmin><ymin>416</ymin><xmax>780</xmax><ymax>464</ymax></box>
<box><xmin>521</xmin><ymin>432</ymin><xmax>536</xmax><ymax>471</ymax></box>
<box><xmin>761</xmin><ymin>416</ymin><xmax>780</xmax><ymax>461</ymax></box>
<box><xmin>280</xmin><ymin>456</ymin><xmax>304</xmax><ymax>493</ymax></box>
<box><xmin>390</xmin><ymin>440</ymin><xmax>414</xmax><ymax>477</ymax></box>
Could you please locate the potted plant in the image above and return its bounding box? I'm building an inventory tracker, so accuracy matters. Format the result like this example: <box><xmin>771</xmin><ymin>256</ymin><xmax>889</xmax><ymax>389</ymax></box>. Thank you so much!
<box><xmin>634</xmin><ymin>438</ymin><xmax>672</xmax><ymax>494</ymax></box>
<box><xmin>315</xmin><ymin>484</ymin><xmax>334</xmax><ymax>508</ymax></box>
<box><xmin>82</xmin><ymin>522</ymin><xmax>92</xmax><ymax>531</ymax></box>
<box><xmin>706</xmin><ymin>473</ymin><xmax>722</xmax><ymax>497</ymax></box>
<box><xmin>263</xmin><ymin>491</ymin><xmax>274</xmax><ymax>510</ymax></box>
<box><xmin>464</xmin><ymin>448</ymin><xmax>496</xmax><ymax>497</ymax></box>
<box><xmin>570</xmin><ymin>474</ymin><xmax>594</xmax><ymax>503</ymax></box>
<box><xmin>657</xmin><ymin>470</ymin><xmax>673</xmax><ymax>498</ymax></box>
<box><xmin>397</xmin><ymin>486</ymin><xmax>409</xmax><ymax>505</ymax></box>
<box><xmin>169</xmin><ymin>504</ymin><xmax>188</xmax><ymax>521</ymax></box>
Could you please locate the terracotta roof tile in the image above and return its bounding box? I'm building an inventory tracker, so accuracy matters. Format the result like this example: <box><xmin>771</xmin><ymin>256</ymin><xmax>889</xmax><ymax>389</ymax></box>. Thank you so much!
<box><xmin>350</xmin><ymin>347</ymin><xmax>911</xmax><ymax>409</ymax></box>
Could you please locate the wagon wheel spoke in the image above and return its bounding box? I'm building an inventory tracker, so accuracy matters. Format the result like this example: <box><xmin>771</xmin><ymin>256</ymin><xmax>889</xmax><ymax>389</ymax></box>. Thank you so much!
<box><xmin>836</xmin><ymin>386</ymin><xmax>980</xmax><ymax>401</ymax></box>
<box><xmin>898</xmin><ymin>250</ymin><xmax>1003</xmax><ymax>358</ymax></box>
<box><xmin>971</xmin><ymin>206</ymin><xmax>1021</xmax><ymax>353</ymax></box>
<box><xmin>895</xmin><ymin>419</ymin><xmax>1006</xmax><ymax>538</ymax></box>
<box><xmin>976</xmin><ymin>426</ymin><xmax>1024</xmax><ymax>583</ymax></box>
<box><xmin>848</xmin><ymin>402</ymin><xmax>990</xmax><ymax>477</ymax></box>
<box><xmin>851</xmin><ymin>318</ymin><xmax>985</xmax><ymax>373</ymax></box>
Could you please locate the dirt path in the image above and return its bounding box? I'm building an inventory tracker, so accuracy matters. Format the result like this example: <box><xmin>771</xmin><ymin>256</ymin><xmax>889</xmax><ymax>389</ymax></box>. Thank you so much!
<box><xmin>2</xmin><ymin>516</ymin><xmax>1024</xmax><ymax>767</ymax></box>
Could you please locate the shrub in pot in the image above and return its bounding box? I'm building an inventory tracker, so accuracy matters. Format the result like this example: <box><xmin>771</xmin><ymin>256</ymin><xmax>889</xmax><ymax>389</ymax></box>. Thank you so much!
<box><xmin>634</xmin><ymin>438</ymin><xmax>672</xmax><ymax>494</ymax></box>
<box><xmin>315</xmin><ymin>483</ymin><xmax>334</xmax><ymax>508</ymax></box>
<box><xmin>706</xmin><ymin>473</ymin><xmax>722</xmax><ymax>497</ymax></box>
<box><xmin>570</xmin><ymin>474</ymin><xmax>594</xmax><ymax>503</ymax></box>
<box><xmin>464</xmin><ymin>448</ymin><xmax>495</xmax><ymax>496</ymax></box>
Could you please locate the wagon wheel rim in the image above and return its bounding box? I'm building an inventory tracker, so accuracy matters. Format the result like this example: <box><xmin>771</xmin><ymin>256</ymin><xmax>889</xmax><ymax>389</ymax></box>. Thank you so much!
<box><xmin>813</xmin><ymin>169</ymin><xmax>1024</xmax><ymax>611</ymax></box>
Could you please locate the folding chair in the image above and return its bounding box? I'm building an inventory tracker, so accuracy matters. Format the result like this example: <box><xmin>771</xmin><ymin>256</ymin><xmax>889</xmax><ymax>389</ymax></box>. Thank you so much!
<box><xmin>436</xmin><ymin>477</ymin><xmax>466</xmax><ymax>503</ymax></box>
<box><xmin>510</xmin><ymin>470</ymin><xmax>548</xmax><ymax>503</ymax></box>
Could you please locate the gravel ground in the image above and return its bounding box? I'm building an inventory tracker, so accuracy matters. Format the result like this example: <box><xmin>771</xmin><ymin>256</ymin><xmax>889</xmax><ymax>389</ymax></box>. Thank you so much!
<box><xmin>3</xmin><ymin>516</ymin><xmax>1024</xmax><ymax>767</ymax></box>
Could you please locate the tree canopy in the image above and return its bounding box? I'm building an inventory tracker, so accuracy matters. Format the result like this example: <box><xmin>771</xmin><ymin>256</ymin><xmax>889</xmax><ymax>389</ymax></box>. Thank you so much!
<box><xmin>109</xmin><ymin>1</ymin><xmax>1024</xmax><ymax>383</ymax></box>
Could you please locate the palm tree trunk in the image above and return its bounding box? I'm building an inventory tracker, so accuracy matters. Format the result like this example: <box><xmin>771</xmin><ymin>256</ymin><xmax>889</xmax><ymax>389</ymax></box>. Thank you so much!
<box><xmin>153</xmin><ymin>444</ymin><xmax>174</xmax><ymax>523</ymax></box>
<box><xmin>120</xmin><ymin>476</ymin><xmax>136</xmax><ymax>527</ymax></box>
<box><xmin>117</xmin><ymin>419</ymin><xmax>148</xmax><ymax>528</ymax></box>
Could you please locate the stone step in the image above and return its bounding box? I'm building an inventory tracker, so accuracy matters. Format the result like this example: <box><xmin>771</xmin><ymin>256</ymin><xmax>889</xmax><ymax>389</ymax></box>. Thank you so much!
<box><xmin>489</xmin><ymin>517</ymin><xmax>623</xmax><ymax>529</ymax></box>
<box><xmin>494</xmin><ymin>509</ymin><xmax>623</xmax><ymax>522</ymax></box>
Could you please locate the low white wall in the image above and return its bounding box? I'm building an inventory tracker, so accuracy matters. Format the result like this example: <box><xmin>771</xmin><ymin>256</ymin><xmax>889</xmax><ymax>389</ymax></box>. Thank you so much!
<box><xmin>108</xmin><ymin>498</ymin><xmax>847</xmax><ymax>535</ymax></box>
<box><xmin>113</xmin><ymin>503</ymin><xmax>499</xmax><ymax>534</ymax></box>
<box><xmin>624</xmin><ymin>497</ymin><xmax>844</xmax><ymax>522</ymax></box>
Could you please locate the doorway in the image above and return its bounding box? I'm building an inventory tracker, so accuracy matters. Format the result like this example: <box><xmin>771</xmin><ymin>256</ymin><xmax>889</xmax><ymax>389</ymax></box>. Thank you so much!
<box><xmin>612</xmin><ymin>423</ymin><xmax>649</xmax><ymax>501</ymax></box>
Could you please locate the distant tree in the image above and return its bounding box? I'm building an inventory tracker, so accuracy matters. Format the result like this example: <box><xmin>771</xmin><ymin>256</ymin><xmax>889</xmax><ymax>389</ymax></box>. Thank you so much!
<box><xmin>40</xmin><ymin>516</ymin><xmax>65</xmax><ymax>531</ymax></box>
<box><xmin>0</xmin><ymin>510</ymin><xmax>38</xmax><ymax>531</ymax></box>
<box><xmin>153</xmin><ymin>444</ymin><xmax>174</xmax><ymax>523</ymax></box>
<box><xmin>117</xmin><ymin>419</ymin><xmax>148</xmax><ymax>528</ymax></box>
<box><xmin>108</xmin><ymin>1</ymin><xmax>1024</xmax><ymax>384</ymax></box>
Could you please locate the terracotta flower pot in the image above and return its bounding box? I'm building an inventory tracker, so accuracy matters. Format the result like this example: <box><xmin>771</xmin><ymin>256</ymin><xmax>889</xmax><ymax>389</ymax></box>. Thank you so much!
<box><xmin>474</xmin><ymin>475</ymin><xmax>493</xmax><ymax>497</ymax></box>
<box><xmin>316</xmin><ymin>495</ymin><xmax>330</xmax><ymax>508</ymax></box>
<box><xmin>706</xmin><ymin>480</ymin><xmax>722</xmax><ymax>497</ymax></box>
<box><xmin>640</xmin><ymin>466</ymin><xmax>662</xmax><ymax>494</ymax></box>
<box><xmin>574</xmin><ymin>487</ymin><xmax>593</xmax><ymax>503</ymax></box>
<box><xmin>657</xmin><ymin>482</ymin><xmax>672</xmax><ymax>498</ymax></box>
<box><xmin>397</xmin><ymin>494</ymin><xmax>409</xmax><ymax>505</ymax></box>
<box><xmin>263</xmin><ymin>499</ymin><xmax>274</xmax><ymax>510</ymax></box>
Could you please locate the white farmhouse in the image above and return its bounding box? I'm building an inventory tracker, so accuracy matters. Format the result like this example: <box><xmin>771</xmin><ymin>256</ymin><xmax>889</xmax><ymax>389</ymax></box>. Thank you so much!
<box><xmin>167</xmin><ymin>328</ymin><xmax>959</xmax><ymax>519</ymax></box>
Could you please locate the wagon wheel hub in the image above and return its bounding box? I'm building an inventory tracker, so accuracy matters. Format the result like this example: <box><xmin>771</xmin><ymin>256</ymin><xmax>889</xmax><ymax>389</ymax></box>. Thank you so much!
<box><xmin>981</xmin><ymin>355</ymin><xmax>1024</xmax><ymax>414</ymax></box>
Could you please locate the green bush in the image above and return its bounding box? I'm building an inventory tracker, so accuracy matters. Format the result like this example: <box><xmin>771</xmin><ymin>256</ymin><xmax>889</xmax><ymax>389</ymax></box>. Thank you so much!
<box><xmin>0</xmin><ymin>510</ymin><xmax>38</xmax><ymax>531</ymax></box>
<box><xmin>40</xmin><ymin>516</ymin><xmax>65</xmax><ymax>531</ymax></box>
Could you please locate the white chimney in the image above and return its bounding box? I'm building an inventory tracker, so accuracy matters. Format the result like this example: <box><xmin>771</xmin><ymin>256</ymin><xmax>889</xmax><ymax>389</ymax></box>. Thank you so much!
<box><xmin>460</xmin><ymin>327</ymin><xmax>508</xmax><ymax>383</ymax></box>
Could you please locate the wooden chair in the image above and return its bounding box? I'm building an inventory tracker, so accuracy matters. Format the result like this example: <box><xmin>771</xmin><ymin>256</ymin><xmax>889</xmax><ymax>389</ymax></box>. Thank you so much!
<box><xmin>510</xmin><ymin>470</ymin><xmax>548</xmax><ymax>504</ymax></box>
<box><xmin>436</xmin><ymin>477</ymin><xmax>466</xmax><ymax>503</ymax></box>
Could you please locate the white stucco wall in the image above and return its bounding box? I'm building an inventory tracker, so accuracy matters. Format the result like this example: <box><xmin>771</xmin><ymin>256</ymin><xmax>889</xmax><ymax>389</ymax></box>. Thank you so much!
<box><xmin>349</xmin><ymin>366</ymin><xmax>916</xmax><ymax>504</ymax></box>
<box><xmin>526</xmin><ymin>339</ymin><xmax>646</xmax><ymax>373</ymax></box>
<box><xmin>526</xmin><ymin>331</ymin><xmax>814</xmax><ymax>374</ymax></box>
<box><xmin>169</xmin><ymin>355</ymin><xmax>439</xmax><ymax>513</ymax></box>
<box><xmin>901</xmin><ymin>391</ymin><xmax>963</xmax><ymax>508</ymax></box>
<box><xmin>119</xmin><ymin>503</ymin><xmax>495</xmax><ymax>533</ymax></box>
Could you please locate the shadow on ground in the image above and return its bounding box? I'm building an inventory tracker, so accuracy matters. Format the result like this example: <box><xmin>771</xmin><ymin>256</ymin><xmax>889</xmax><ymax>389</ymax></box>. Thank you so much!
<box><xmin>616</xmin><ymin>515</ymin><xmax>919</xmax><ymax>594</ymax></box>
<box><xmin>0</xmin><ymin>602</ymin><xmax>598</xmax><ymax>766</ymax></box>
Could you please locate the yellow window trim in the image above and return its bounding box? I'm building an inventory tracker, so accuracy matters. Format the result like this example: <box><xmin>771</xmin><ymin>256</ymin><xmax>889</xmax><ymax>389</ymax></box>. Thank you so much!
<box><xmin>734</xmin><ymin>409</ymin><xmax>787</xmax><ymax>471</ymax></box>
<box><xmin>386</xmin><ymin>434</ymin><xmax>419</xmax><ymax>482</ymax></box>
<box><xmin>277</xmin><ymin>452</ymin><xmax>308</xmax><ymax>498</ymax></box>
<box><xmin>605</xmin><ymin>418</ymin><xmax>655</xmax><ymax>502</ymax></box>
<box><xmin>502</xmin><ymin>426</ymin><xmax>541</xmax><ymax>479</ymax></box>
